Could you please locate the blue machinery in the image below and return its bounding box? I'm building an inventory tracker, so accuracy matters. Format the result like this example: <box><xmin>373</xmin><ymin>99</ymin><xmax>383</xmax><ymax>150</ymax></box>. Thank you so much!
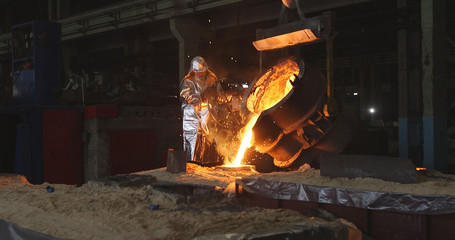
<box><xmin>0</xmin><ymin>21</ymin><xmax>61</xmax><ymax>183</ymax></box>
<box><xmin>11</xmin><ymin>21</ymin><xmax>61</xmax><ymax>105</ymax></box>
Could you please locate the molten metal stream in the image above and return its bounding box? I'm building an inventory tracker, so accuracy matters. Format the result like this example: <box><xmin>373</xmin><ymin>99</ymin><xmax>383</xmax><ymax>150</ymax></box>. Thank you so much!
<box><xmin>230</xmin><ymin>115</ymin><xmax>259</xmax><ymax>167</ymax></box>
<box><xmin>226</xmin><ymin>58</ymin><xmax>299</xmax><ymax>167</ymax></box>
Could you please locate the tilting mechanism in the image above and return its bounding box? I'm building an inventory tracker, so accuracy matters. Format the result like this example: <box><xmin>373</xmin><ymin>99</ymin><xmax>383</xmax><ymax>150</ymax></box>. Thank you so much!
<box><xmin>253</xmin><ymin>0</ymin><xmax>337</xmax><ymax>117</ymax></box>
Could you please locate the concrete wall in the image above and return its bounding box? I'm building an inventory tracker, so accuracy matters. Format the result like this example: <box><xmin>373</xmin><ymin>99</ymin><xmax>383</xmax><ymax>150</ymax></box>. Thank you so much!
<box><xmin>84</xmin><ymin>105</ymin><xmax>181</xmax><ymax>181</ymax></box>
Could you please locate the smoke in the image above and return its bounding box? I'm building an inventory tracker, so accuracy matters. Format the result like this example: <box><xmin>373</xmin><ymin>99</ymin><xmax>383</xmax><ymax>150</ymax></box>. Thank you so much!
<box><xmin>212</xmin><ymin>126</ymin><xmax>241</xmax><ymax>164</ymax></box>
<box><xmin>201</xmin><ymin>51</ymin><xmax>261</xmax><ymax>164</ymax></box>
<box><xmin>207</xmin><ymin>107</ymin><xmax>256</xmax><ymax>165</ymax></box>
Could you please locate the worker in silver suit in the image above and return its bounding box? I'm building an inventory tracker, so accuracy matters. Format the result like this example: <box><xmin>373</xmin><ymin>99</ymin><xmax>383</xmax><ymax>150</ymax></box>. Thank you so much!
<box><xmin>180</xmin><ymin>56</ymin><xmax>217</xmax><ymax>162</ymax></box>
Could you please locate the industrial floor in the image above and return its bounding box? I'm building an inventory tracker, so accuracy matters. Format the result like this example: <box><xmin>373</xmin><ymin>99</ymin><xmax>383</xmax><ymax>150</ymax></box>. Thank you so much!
<box><xmin>1</xmin><ymin>163</ymin><xmax>455</xmax><ymax>239</ymax></box>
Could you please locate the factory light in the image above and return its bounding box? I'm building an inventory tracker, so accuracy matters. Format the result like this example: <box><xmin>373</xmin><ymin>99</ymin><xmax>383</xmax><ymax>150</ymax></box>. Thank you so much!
<box><xmin>353</xmin><ymin>92</ymin><xmax>358</xmax><ymax>96</ymax></box>
<box><xmin>369</xmin><ymin>107</ymin><xmax>376</xmax><ymax>114</ymax></box>
<box><xmin>242</xmin><ymin>84</ymin><xmax>248</xmax><ymax>89</ymax></box>
<box><xmin>253</xmin><ymin>29</ymin><xmax>319</xmax><ymax>51</ymax></box>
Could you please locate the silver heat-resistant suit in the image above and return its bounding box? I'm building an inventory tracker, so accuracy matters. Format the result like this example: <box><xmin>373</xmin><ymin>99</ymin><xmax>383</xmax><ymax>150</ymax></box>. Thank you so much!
<box><xmin>180</xmin><ymin>56</ymin><xmax>217</xmax><ymax>162</ymax></box>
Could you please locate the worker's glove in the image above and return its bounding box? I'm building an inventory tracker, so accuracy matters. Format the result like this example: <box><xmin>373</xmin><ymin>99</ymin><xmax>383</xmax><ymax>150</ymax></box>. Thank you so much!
<box><xmin>180</xmin><ymin>87</ymin><xmax>190</xmax><ymax>99</ymax></box>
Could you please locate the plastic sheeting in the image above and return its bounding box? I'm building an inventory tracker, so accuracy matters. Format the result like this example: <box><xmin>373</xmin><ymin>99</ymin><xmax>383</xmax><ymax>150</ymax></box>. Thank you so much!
<box><xmin>0</xmin><ymin>218</ymin><xmax>68</xmax><ymax>240</ymax></box>
<box><xmin>236</xmin><ymin>177</ymin><xmax>455</xmax><ymax>215</ymax></box>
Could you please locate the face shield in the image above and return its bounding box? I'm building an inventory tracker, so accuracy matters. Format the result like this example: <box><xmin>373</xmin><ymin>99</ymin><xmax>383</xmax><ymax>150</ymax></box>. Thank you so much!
<box><xmin>190</xmin><ymin>56</ymin><xmax>208</xmax><ymax>73</ymax></box>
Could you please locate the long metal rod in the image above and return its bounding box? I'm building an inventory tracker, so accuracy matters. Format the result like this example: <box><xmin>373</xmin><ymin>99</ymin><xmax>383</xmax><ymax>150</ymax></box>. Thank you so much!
<box><xmin>295</xmin><ymin>0</ymin><xmax>305</xmax><ymax>20</ymax></box>
<box><xmin>169</xmin><ymin>18</ymin><xmax>185</xmax><ymax>81</ymax></box>
<box><xmin>326</xmin><ymin>35</ymin><xmax>334</xmax><ymax>98</ymax></box>
<box><xmin>81</xmin><ymin>75</ymin><xmax>85</xmax><ymax>107</ymax></box>
<box><xmin>259</xmin><ymin>51</ymin><xmax>263</xmax><ymax>74</ymax></box>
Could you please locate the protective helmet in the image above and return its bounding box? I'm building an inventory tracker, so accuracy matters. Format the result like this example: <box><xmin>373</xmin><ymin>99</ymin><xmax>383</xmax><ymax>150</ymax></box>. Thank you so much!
<box><xmin>190</xmin><ymin>56</ymin><xmax>208</xmax><ymax>73</ymax></box>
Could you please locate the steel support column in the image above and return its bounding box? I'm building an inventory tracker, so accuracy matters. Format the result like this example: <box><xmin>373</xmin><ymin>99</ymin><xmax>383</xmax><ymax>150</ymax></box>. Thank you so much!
<box><xmin>170</xmin><ymin>17</ymin><xmax>200</xmax><ymax>80</ymax></box>
<box><xmin>421</xmin><ymin>0</ymin><xmax>448</xmax><ymax>170</ymax></box>
<box><xmin>398</xmin><ymin>0</ymin><xmax>422</xmax><ymax>162</ymax></box>
<box><xmin>47</xmin><ymin>0</ymin><xmax>54</xmax><ymax>21</ymax></box>
<box><xmin>61</xmin><ymin>44</ymin><xmax>71</xmax><ymax>80</ymax></box>
<box><xmin>84</xmin><ymin>118</ymin><xmax>110</xmax><ymax>181</ymax></box>
<box><xmin>398</xmin><ymin>0</ymin><xmax>408</xmax><ymax>158</ymax></box>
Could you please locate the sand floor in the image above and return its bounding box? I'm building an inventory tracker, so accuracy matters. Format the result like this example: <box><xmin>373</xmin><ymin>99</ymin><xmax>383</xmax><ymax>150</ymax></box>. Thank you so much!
<box><xmin>1</xmin><ymin>163</ymin><xmax>454</xmax><ymax>240</ymax></box>
<box><xmin>141</xmin><ymin>163</ymin><xmax>455</xmax><ymax>196</ymax></box>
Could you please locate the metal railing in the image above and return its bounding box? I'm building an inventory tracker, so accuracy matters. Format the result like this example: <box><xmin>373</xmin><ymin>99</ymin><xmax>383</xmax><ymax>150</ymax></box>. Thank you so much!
<box><xmin>0</xmin><ymin>0</ymin><xmax>242</xmax><ymax>56</ymax></box>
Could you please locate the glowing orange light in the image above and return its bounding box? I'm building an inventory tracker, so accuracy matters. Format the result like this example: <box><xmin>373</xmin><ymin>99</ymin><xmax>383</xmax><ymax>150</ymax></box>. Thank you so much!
<box><xmin>253</xmin><ymin>29</ymin><xmax>319</xmax><ymax>51</ymax></box>
<box><xmin>227</xmin><ymin>115</ymin><xmax>259</xmax><ymax>167</ymax></box>
<box><xmin>224</xmin><ymin>58</ymin><xmax>299</xmax><ymax>167</ymax></box>
<box><xmin>416</xmin><ymin>167</ymin><xmax>427</xmax><ymax>171</ymax></box>
<box><xmin>246</xmin><ymin>58</ymin><xmax>298</xmax><ymax>114</ymax></box>
<box><xmin>232</xmin><ymin>131</ymin><xmax>252</xmax><ymax>166</ymax></box>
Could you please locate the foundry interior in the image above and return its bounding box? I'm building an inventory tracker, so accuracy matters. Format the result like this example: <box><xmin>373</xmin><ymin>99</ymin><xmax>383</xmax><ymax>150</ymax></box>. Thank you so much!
<box><xmin>0</xmin><ymin>0</ymin><xmax>455</xmax><ymax>239</ymax></box>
